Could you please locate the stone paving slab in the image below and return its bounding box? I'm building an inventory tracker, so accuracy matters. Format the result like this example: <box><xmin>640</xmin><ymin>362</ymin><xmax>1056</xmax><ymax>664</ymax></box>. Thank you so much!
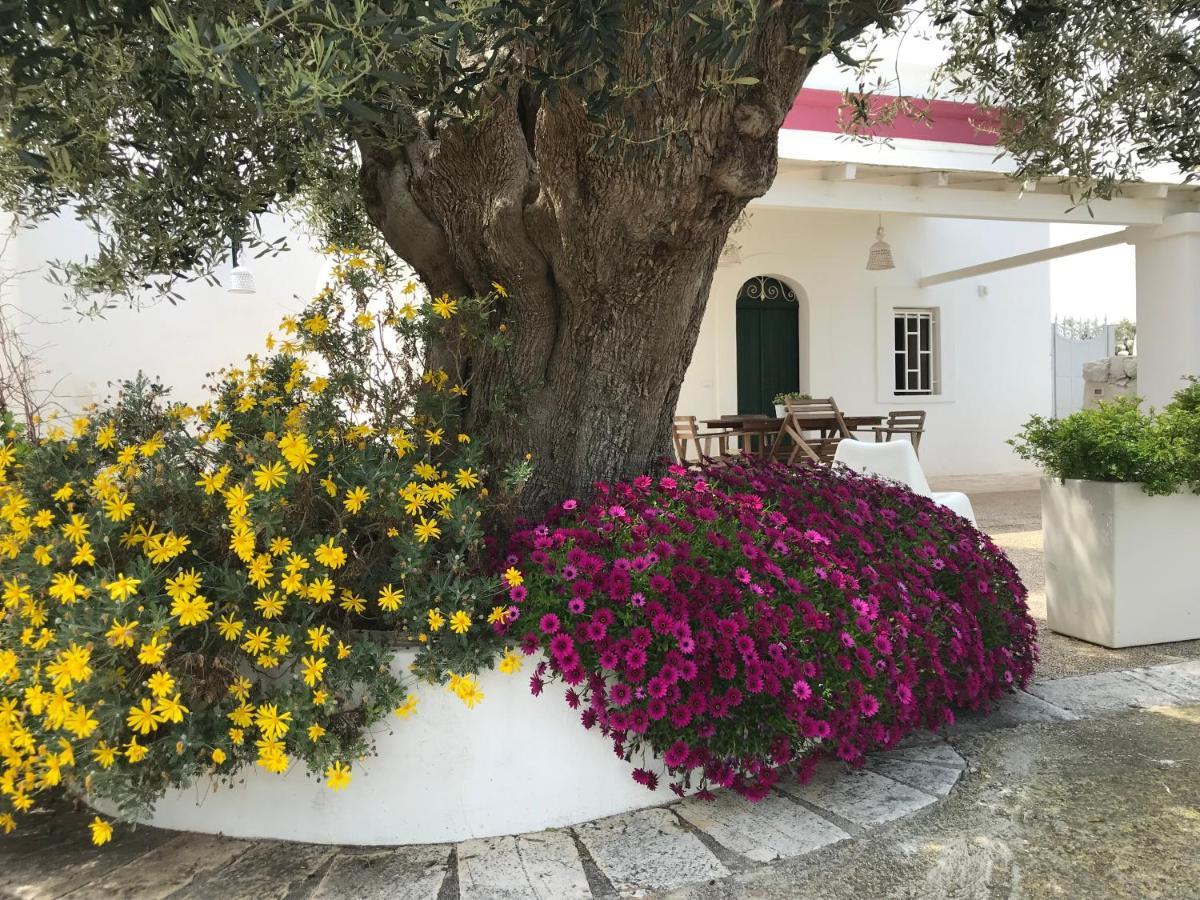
<box><xmin>865</xmin><ymin>757</ymin><xmax>962</xmax><ymax>797</ymax></box>
<box><xmin>61</xmin><ymin>832</ymin><xmax>252</xmax><ymax>900</ymax></box>
<box><xmin>180</xmin><ymin>839</ymin><xmax>335</xmax><ymax>900</ymax></box>
<box><xmin>674</xmin><ymin>791</ymin><xmax>849</xmax><ymax>863</ymax></box>
<box><xmin>878</xmin><ymin>742</ymin><xmax>966</xmax><ymax>769</ymax></box>
<box><xmin>458</xmin><ymin>831</ymin><xmax>590</xmax><ymax>900</ymax></box>
<box><xmin>1027</xmin><ymin>670</ymin><xmax>1185</xmax><ymax>716</ymax></box>
<box><xmin>1125</xmin><ymin>660</ymin><xmax>1200</xmax><ymax>702</ymax></box>
<box><xmin>311</xmin><ymin>845</ymin><xmax>450</xmax><ymax>900</ymax></box>
<box><xmin>576</xmin><ymin>807</ymin><xmax>730</xmax><ymax>894</ymax></box>
<box><xmin>944</xmin><ymin>688</ymin><xmax>1078</xmax><ymax>736</ymax></box>
<box><xmin>1</xmin><ymin>819</ymin><xmax>170</xmax><ymax>900</ymax></box>
<box><xmin>777</xmin><ymin>768</ymin><xmax>936</xmax><ymax>829</ymax></box>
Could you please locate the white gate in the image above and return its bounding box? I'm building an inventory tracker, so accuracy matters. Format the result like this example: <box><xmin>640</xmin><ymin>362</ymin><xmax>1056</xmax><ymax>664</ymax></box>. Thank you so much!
<box><xmin>1052</xmin><ymin>319</ymin><xmax>1116</xmax><ymax>417</ymax></box>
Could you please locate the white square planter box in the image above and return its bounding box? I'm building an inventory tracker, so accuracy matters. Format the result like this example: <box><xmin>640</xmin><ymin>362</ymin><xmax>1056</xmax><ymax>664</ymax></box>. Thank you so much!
<box><xmin>1042</xmin><ymin>477</ymin><xmax>1200</xmax><ymax>648</ymax></box>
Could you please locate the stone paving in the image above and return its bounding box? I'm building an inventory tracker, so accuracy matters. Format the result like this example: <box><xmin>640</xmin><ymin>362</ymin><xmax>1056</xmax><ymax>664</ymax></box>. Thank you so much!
<box><xmin>4</xmin><ymin>659</ymin><xmax>1200</xmax><ymax>900</ymax></box>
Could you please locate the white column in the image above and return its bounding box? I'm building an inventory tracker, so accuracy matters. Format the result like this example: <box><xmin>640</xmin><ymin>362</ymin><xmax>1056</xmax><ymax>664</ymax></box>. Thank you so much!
<box><xmin>1134</xmin><ymin>212</ymin><xmax>1200</xmax><ymax>407</ymax></box>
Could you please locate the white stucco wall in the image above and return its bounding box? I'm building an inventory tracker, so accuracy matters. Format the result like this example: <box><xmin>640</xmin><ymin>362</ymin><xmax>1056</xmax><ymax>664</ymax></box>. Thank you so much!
<box><xmin>5</xmin><ymin>212</ymin><xmax>326</xmax><ymax>409</ymax></box>
<box><xmin>681</xmin><ymin>208</ymin><xmax>1051</xmax><ymax>478</ymax></box>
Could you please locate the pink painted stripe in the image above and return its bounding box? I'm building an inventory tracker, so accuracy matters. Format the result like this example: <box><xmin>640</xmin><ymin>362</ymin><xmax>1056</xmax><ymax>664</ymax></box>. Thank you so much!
<box><xmin>783</xmin><ymin>88</ymin><xmax>999</xmax><ymax>146</ymax></box>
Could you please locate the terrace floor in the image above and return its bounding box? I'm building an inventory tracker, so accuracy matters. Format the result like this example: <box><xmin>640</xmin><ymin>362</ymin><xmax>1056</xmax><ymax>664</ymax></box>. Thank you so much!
<box><xmin>3</xmin><ymin>489</ymin><xmax>1199</xmax><ymax>899</ymax></box>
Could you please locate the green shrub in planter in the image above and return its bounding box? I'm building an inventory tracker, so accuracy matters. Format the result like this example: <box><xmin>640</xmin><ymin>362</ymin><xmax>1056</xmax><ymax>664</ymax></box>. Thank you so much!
<box><xmin>1010</xmin><ymin>380</ymin><xmax>1200</xmax><ymax>496</ymax></box>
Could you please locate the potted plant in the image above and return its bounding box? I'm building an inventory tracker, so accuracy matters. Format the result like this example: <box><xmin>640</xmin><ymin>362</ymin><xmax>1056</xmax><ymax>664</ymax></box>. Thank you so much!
<box><xmin>1010</xmin><ymin>378</ymin><xmax>1200</xmax><ymax>648</ymax></box>
<box><xmin>773</xmin><ymin>391</ymin><xmax>811</xmax><ymax>417</ymax></box>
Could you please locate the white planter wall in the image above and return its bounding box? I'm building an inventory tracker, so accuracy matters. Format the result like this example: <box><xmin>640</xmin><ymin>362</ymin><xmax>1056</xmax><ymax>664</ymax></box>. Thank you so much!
<box><xmin>1042</xmin><ymin>477</ymin><xmax>1200</xmax><ymax>648</ymax></box>
<box><xmin>105</xmin><ymin>651</ymin><xmax>665</xmax><ymax>846</ymax></box>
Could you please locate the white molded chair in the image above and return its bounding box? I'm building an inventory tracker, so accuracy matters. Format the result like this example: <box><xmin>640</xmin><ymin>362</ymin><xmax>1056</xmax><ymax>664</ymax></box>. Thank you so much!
<box><xmin>832</xmin><ymin>439</ymin><xmax>976</xmax><ymax>525</ymax></box>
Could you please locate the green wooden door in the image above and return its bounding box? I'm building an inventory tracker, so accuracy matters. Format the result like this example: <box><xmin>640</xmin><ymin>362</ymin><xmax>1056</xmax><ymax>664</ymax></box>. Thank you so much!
<box><xmin>736</xmin><ymin>277</ymin><xmax>800</xmax><ymax>415</ymax></box>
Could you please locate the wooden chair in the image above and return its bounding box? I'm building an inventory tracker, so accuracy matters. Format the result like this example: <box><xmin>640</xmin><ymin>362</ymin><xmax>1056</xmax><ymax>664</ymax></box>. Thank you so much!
<box><xmin>671</xmin><ymin>416</ymin><xmax>749</xmax><ymax>464</ymax></box>
<box><xmin>769</xmin><ymin>397</ymin><xmax>851</xmax><ymax>464</ymax></box>
<box><xmin>870</xmin><ymin>410</ymin><xmax>927</xmax><ymax>456</ymax></box>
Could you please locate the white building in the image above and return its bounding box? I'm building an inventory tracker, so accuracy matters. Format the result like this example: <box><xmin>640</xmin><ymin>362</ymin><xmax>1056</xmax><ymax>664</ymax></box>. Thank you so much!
<box><xmin>4</xmin><ymin>54</ymin><xmax>1199</xmax><ymax>487</ymax></box>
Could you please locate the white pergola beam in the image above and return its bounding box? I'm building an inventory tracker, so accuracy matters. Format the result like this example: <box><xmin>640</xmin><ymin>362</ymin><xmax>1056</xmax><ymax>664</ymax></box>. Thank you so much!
<box><xmin>755</xmin><ymin>175</ymin><xmax>1175</xmax><ymax>226</ymax></box>
<box><xmin>918</xmin><ymin>229</ymin><xmax>1133</xmax><ymax>288</ymax></box>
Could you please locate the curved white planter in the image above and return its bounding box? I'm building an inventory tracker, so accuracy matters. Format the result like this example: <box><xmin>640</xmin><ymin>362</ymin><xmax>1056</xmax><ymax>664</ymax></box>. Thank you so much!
<box><xmin>109</xmin><ymin>651</ymin><xmax>665</xmax><ymax>845</ymax></box>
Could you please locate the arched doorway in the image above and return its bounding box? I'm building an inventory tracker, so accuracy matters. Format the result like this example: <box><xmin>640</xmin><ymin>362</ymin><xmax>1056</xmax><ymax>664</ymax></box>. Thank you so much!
<box><xmin>736</xmin><ymin>276</ymin><xmax>800</xmax><ymax>415</ymax></box>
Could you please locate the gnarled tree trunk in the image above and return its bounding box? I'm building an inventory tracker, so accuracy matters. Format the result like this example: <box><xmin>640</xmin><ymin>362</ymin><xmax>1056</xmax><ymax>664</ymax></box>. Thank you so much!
<box><xmin>359</xmin><ymin>27</ymin><xmax>816</xmax><ymax>518</ymax></box>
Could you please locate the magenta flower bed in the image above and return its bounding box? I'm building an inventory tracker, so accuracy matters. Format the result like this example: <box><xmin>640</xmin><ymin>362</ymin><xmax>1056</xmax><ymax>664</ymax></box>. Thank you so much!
<box><xmin>503</xmin><ymin>458</ymin><xmax>1037</xmax><ymax>801</ymax></box>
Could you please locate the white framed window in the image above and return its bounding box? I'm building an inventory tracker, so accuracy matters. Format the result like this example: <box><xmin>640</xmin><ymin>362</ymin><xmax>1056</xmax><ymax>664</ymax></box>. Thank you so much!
<box><xmin>875</xmin><ymin>289</ymin><xmax>955</xmax><ymax>405</ymax></box>
<box><xmin>892</xmin><ymin>308</ymin><xmax>940</xmax><ymax>395</ymax></box>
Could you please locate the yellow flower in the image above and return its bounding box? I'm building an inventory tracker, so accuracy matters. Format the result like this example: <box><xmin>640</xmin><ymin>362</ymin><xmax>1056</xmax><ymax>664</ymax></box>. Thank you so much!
<box><xmin>139</xmin><ymin>433</ymin><xmax>165</xmax><ymax>457</ymax></box>
<box><xmin>307</xmin><ymin>576</ymin><xmax>335</xmax><ymax>604</ymax></box>
<box><xmin>454</xmin><ymin>468</ymin><xmax>480</xmax><ymax>489</ymax></box>
<box><xmin>146</xmin><ymin>671</ymin><xmax>175</xmax><ymax>697</ymax></box>
<box><xmin>61</xmin><ymin>513</ymin><xmax>88</xmax><ymax>544</ymax></box>
<box><xmin>307</xmin><ymin>723</ymin><xmax>326</xmax><ymax>741</ymax></box>
<box><xmin>414</xmin><ymin>518</ymin><xmax>441</xmax><ymax>543</ymax></box>
<box><xmin>154</xmin><ymin>693</ymin><xmax>189</xmax><ymax>724</ymax></box>
<box><xmin>427</xmin><ymin>609</ymin><xmax>445</xmax><ymax>631</ymax></box>
<box><xmin>311</xmin><ymin>689</ymin><xmax>329</xmax><ymax>707</ymax></box>
<box><xmin>127</xmin><ymin>698</ymin><xmax>162</xmax><ymax>735</ymax></box>
<box><xmin>430</xmin><ymin>296</ymin><xmax>457</xmax><ymax>318</ymax></box>
<box><xmin>300</xmin><ymin>655</ymin><xmax>327</xmax><ymax>687</ymax></box>
<box><xmin>242</xmin><ymin>626</ymin><xmax>272</xmax><ymax>655</ymax></box>
<box><xmin>171</xmin><ymin>594</ymin><xmax>212</xmax><ymax>626</ymax></box>
<box><xmin>491</xmin><ymin>281</ymin><xmax>508</xmax><ymax>297</ymax></box>
<box><xmin>325</xmin><ymin>761</ymin><xmax>352</xmax><ymax>791</ymax></box>
<box><xmin>313</xmin><ymin>539</ymin><xmax>347</xmax><ymax>569</ymax></box>
<box><xmin>208</xmin><ymin>421</ymin><xmax>233</xmax><ymax>442</ymax></box>
<box><xmin>268</xmin><ymin>536</ymin><xmax>292</xmax><ymax>556</ymax></box>
<box><xmin>125</xmin><ymin>737</ymin><xmax>148</xmax><ymax>762</ymax></box>
<box><xmin>336</xmin><ymin>640</ymin><xmax>351</xmax><ymax>660</ymax></box>
<box><xmin>103</xmin><ymin>492</ymin><xmax>134</xmax><ymax>521</ymax></box>
<box><xmin>320</xmin><ymin>476</ymin><xmax>338</xmax><ymax>497</ymax></box>
<box><xmin>137</xmin><ymin>636</ymin><xmax>169</xmax><ymax>665</ymax></box>
<box><xmin>254</xmin><ymin>703</ymin><xmax>292</xmax><ymax>740</ymax></box>
<box><xmin>499</xmin><ymin>649</ymin><xmax>523</xmax><ymax>675</ymax></box>
<box><xmin>338</xmin><ymin>591</ymin><xmax>366</xmax><ymax>614</ymax></box>
<box><xmin>306</xmin><ymin>625</ymin><xmax>332</xmax><ymax>653</ymax></box>
<box><xmin>342</xmin><ymin>486</ymin><xmax>369</xmax><ymax>514</ymax></box>
<box><xmin>353</xmin><ymin>311</ymin><xmax>375</xmax><ymax>329</ymax></box>
<box><xmin>252</xmin><ymin>461</ymin><xmax>287</xmax><ymax>491</ymax></box>
<box><xmin>92</xmin><ymin>742</ymin><xmax>119</xmax><ymax>768</ymax></box>
<box><xmin>103</xmin><ymin>573</ymin><xmax>141</xmax><ymax>602</ymax></box>
<box><xmin>95</xmin><ymin>423</ymin><xmax>117</xmax><ymax>449</ymax></box>
<box><xmin>89</xmin><ymin>817</ymin><xmax>113</xmax><ymax>846</ymax></box>
<box><xmin>105</xmin><ymin>618</ymin><xmax>138</xmax><ymax>648</ymax></box>
<box><xmin>377</xmin><ymin>584</ymin><xmax>404</xmax><ymax>612</ymax></box>
<box><xmin>423</xmin><ymin>428</ymin><xmax>444</xmax><ymax>446</ymax></box>
<box><xmin>456</xmin><ymin>676</ymin><xmax>485</xmax><ymax>709</ymax></box>
<box><xmin>449</xmin><ymin>610</ymin><xmax>471</xmax><ymax>635</ymax></box>
<box><xmin>503</xmin><ymin>566</ymin><xmax>524</xmax><ymax>588</ymax></box>
<box><xmin>254</xmin><ymin>592</ymin><xmax>286</xmax><ymax>619</ymax></box>
<box><xmin>393</xmin><ymin>695</ymin><xmax>418</xmax><ymax>719</ymax></box>
<box><xmin>212</xmin><ymin>748</ymin><xmax>227</xmax><ymax>765</ymax></box>
<box><xmin>216</xmin><ymin>613</ymin><xmax>244</xmax><ymax>641</ymax></box>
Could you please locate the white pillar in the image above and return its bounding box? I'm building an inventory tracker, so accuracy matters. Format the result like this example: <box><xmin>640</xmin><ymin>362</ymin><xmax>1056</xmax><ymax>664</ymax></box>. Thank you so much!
<box><xmin>1134</xmin><ymin>212</ymin><xmax>1200</xmax><ymax>407</ymax></box>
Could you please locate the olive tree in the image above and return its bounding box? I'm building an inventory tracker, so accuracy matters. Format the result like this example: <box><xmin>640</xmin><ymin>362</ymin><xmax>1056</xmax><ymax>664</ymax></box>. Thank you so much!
<box><xmin>1</xmin><ymin>1</ymin><xmax>1196</xmax><ymax>515</ymax></box>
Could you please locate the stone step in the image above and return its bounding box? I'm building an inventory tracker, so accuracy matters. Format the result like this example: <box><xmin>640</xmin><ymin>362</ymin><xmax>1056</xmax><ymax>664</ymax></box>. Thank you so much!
<box><xmin>313</xmin><ymin>845</ymin><xmax>450</xmax><ymax>900</ymax></box>
<box><xmin>575</xmin><ymin>806</ymin><xmax>730</xmax><ymax>894</ymax></box>
<box><xmin>1027</xmin><ymin>671</ymin><xmax>1185</xmax><ymax>716</ymax></box>
<box><xmin>675</xmin><ymin>790</ymin><xmax>849</xmax><ymax>863</ymax></box>
<box><xmin>458</xmin><ymin>831</ymin><xmax>590</xmax><ymax>900</ymax></box>
<box><xmin>777</xmin><ymin>767</ymin><xmax>936</xmax><ymax>829</ymax></box>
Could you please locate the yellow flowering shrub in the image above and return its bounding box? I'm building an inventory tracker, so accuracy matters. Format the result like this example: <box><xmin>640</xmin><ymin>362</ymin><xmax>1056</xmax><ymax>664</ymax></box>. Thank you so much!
<box><xmin>0</xmin><ymin>249</ymin><xmax>525</xmax><ymax>841</ymax></box>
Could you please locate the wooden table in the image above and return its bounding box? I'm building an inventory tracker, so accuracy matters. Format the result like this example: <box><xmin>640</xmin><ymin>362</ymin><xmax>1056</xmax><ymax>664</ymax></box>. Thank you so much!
<box><xmin>703</xmin><ymin>414</ymin><xmax>885</xmax><ymax>433</ymax></box>
<box><xmin>703</xmin><ymin>413</ymin><xmax>886</xmax><ymax>459</ymax></box>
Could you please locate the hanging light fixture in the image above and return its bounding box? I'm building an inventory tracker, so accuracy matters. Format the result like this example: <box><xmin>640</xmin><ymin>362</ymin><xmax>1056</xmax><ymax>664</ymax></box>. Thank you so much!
<box><xmin>865</xmin><ymin>217</ymin><xmax>896</xmax><ymax>271</ymax></box>
<box><xmin>227</xmin><ymin>235</ymin><xmax>256</xmax><ymax>294</ymax></box>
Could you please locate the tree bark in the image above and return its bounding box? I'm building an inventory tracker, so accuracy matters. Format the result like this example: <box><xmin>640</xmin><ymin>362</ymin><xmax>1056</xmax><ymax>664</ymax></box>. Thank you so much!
<box><xmin>358</xmin><ymin>21</ymin><xmax>821</xmax><ymax>519</ymax></box>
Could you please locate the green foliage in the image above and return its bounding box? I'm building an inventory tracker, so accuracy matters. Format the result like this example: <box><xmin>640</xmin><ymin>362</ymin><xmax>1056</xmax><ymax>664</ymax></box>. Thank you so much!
<box><xmin>3</xmin><ymin>2</ymin><xmax>1195</xmax><ymax>310</ymax></box>
<box><xmin>1010</xmin><ymin>381</ymin><xmax>1200</xmax><ymax>496</ymax></box>
<box><xmin>927</xmin><ymin>1</ymin><xmax>1200</xmax><ymax>203</ymax></box>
